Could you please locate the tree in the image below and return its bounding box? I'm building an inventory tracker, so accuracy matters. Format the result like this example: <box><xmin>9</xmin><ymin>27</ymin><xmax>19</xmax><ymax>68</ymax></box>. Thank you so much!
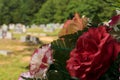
<box><xmin>33</xmin><ymin>0</ymin><xmax>56</xmax><ymax>24</ymax></box>
<box><xmin>0</xmin><ymin>0</ymin><xmax>46</xmax><ymax>25</ymax></box>
<box><xmin>65</xmin><ymin>0</ymin><xmax>116</xmax><ymax>22</ymax></box>
<box><xmin>0</xmin><ymin>0</ymin><xmax>120</xmax><ymax>25</ymax></box>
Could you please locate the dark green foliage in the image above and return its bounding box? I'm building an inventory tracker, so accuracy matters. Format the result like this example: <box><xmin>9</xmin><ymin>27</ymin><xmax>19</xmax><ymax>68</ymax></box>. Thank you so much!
<box><xmin>49</xmin><ymin>28</ymin><xmax>88</xmax><ymax>80</ymax></box>
<box><xmin>0</xmin><ymin>0</ymin><xmax>46</xmax><ymax>25</ymax></box>
<box><xmin>47</xmin><ymin>70</ymin><xmax>65</xmax><ymax>80</ymax></box>
<box><xmin>33</xmin><ymin>0</ymin><xmax>68</xmax><ymax>24</ymax></box>
<box><xmin>0</xmin><ymin>0</ymin><xmax>120</xmax><ymax>25</ymax></box>
<box><xmin>99</xmin><ymin>53</ymin><xmax>120</xmax><ymax>80</ymax></box>
<box><xmin>89</xmin><ymin>14</ymin><xmax>102</xmax><ymax>27</ymax></box>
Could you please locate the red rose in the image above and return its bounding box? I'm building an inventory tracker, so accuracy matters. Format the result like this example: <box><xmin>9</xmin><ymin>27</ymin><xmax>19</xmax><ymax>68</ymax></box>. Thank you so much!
<box><xmin>66</xmin><ymin>26</ymin><xmax>120</xmax><ymax>80</ymax></box>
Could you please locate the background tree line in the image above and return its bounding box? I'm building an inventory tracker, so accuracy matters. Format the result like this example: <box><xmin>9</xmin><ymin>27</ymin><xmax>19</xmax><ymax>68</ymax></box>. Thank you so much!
<box><xmin>0</xmin><ymin>0</ymin><xmax>119</xmax><ymax>25</ymax></box>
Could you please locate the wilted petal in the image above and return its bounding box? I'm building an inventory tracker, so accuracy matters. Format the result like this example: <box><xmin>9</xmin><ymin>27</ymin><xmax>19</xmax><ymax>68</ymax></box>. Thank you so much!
<box><xmin>59</xmin><ymin>13</ymin><xmax>88</xmax><ymax>37</ymax></box>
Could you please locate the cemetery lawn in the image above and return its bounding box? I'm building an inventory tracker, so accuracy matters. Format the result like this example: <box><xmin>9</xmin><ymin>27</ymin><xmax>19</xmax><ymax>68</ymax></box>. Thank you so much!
<box><xmin>27</xmin><ymin>27</ymin><xmax>60</xmax><ymax>36</ymax></box>
<box><xmin>0</xmin><ymin>34</ymin><xmax>57</xmax><ymax>80</ymax></box>
<box><xmin>0</xmin><ymin>26</ymin><xmax>59</xmax><ymax>80</ymax></box>
<box><xmin>10</xmin><ymin>27</ymin><xmax>60</xmax><ymax>40</ymax></box>
<box><xmin>0</xmin><ymin>39</ymin><xmax>40</xmax><ymax>80</ymax></box>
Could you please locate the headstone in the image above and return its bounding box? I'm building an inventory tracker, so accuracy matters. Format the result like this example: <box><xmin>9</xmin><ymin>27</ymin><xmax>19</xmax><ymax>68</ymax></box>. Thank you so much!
<box><xmin>39</xmin><ymin>24</ymin><xmax>46</xmax><ymax>28</ymax></box>
<box><xmin>26</xmin><ymin>35</ymin><xmax>31</xmax><ymax>42</ymax></box>
<box><xmin>15</xmin><ymin>23</ymin><xmax>22</xmax><ymax>33</ymax></box>
<box><xmin>55</xmin><ymin>23</ymin><xmax>60</xmax><ymax>27</ymax></box>
<box><xmin>30</xmin><ymin>36</ymin><xmax>33</xmax><ymax>42</ymax></box>
<box><xmin>0</xmin><ymin>50</ymin><xmax>11</xmax><ymax>56</ymax></box>
<box><xmin>0</xmin><ymin>29</ymin><xmax>2</xmax><ymax>39</ymax></box>
<box><xmin>20</xmin><ymin>36</ymin><xmax>26</xmax><ymax>42</ymax></box>
<box><xmin>22</xmin><ymin>25</ymin><xmax>26</xmax><ymax>33</ymax></box>
<box><xmin>2</xmin><ymin>24</ymin><xmax>8</xmax><ymax>32</ymax></box>
<box><xmin>44</xmin><ymin>23</ymin><xmax>54</xmax><ymax>32</ymax></box>
<box><xmin>15</xmin><ymin>23</ymin><xmax>26</xmax><ymax>33</ymax></box>
<box><xmin>31</xmin><ymin>24</ymin><xmax>37</xmax><ymax>28</ymax></box>
<box><xmin>2</xmin><ymin>30</ymin><xmax>7</xmax><ymax>39</ymax></box>
<box><xmin>29</xmin><ymin>36</ymin><xmax>40</xmax><ymax>44</ymax></box>
<box><xmin>9</xmin><ymin>24</ymin><xmax>15</xmax><ymax>30</ymax></box>
<box><xmin>5</xmin><ymin>32</ymin><xmax>12</xmax><ymax>39</ymax></box>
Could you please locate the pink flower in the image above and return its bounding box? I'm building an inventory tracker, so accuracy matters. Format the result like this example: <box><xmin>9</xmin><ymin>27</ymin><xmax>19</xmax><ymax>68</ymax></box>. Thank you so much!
<box><xmin>18</xmin><ymin>72</ymin><xmax>33</xmax><ymax>80</ymax></box>
<box><xmin>109</xmin><ymin>14</ymin><xmax>120</xmax><ymax>27</ymax></box>
<box><xmin>30</xmin><ymin>44</ymin><xmax>53</xmax><ymax>79</ymax></box>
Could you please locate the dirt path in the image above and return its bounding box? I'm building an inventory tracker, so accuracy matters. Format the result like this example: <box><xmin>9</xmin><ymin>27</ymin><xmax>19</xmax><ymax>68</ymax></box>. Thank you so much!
<box><xmin>39</xmin><ymin>36</ymin><xmax>58</xmax><ymax>43</ymax></box>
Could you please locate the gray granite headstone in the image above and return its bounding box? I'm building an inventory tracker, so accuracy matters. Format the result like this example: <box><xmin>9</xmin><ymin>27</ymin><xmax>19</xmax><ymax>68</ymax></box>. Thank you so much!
<box><xmin>0</xmin><ymin>50</ymin><xmax>11</xmax><ymax>55</ymax></box>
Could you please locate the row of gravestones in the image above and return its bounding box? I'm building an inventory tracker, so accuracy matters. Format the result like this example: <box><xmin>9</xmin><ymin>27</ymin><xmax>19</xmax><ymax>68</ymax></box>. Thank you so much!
<box><xmin>0</xmin><ymin>23</ymin><xmax>64</xmax><ymax>39</ymax></box>
<box><xmin>1</xmin><ymin>23</ymin><xmax>63</xmax><ymax>33</ymax></box>
<box><xmin>39</xmin><ymin>23</ymin><xmax>63</xmax><ymax>32</ymax></box>
<box><xmin>1</xmin><ymin>24</ymin><xmax>26</xmax><ymax>33</ymax></box>
<box><xmin>20</xmin><ymin>35</ymin><xmax>41</xmax><ymax>44</ymax></box>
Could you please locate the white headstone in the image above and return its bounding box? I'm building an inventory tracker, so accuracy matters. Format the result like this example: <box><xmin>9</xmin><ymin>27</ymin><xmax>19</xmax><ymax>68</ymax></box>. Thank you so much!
<box><xmin>2</xmin><ymin>24</ymin><xmax>8</xmax><ymax>31</ymax></box>
<box><xmin>15</xmin><ymin>23</ymin><xmax>26</xmax><ymax>33</ymax></box>
<box><xmin>9</xmin><ymin>24</ymin><xmax>15</xmax><ymax>30</ymax></box>
<box><xmin>20</xmin><ymin>36</ymin><xmax>26</xmax><ymax>42</ymax></box>
<box><xmin>22</xmin><ymin>25</ymin><xmax>26</xmax><ymax>33</ymax></box>
<box><xmin>0</xmin><ymin>30</ymin><xmax>2</xmax><ymax>39</ymax></box>
<box><xmin>5</xmin><ymin>32</ymin><xmax>12</xmax><ymax>39</ymax></box>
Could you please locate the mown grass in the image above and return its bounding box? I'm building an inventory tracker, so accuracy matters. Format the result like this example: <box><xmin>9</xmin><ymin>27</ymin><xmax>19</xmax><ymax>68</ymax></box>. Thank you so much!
<box><xmin>26</xmin><ymin>27</ymin><xmax>60</xmax><ymax>36</ymax></box>
<box><xmin>0</xmin><ymin>55</ymin><xmax>29</xmax><ymax>80</ymax></box>
<box><xmin>0</xmin><ymin>27</ymin><xmax>59</xmax><ymax>80</ymax></box>
<box><xmin>0</xmin><ymin>39</ymin><xmax>39</xmax><ymax>80</ymax></box>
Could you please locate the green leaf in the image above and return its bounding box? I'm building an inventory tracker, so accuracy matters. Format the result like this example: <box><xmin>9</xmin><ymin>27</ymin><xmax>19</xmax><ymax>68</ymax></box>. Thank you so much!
<box><xmin>99</xmin><ymin>53</ymin><xmax>120</xmax><ymax>80</ymax></box>
<box><xmin>49</xmin><ymin>28</ymin><xmax>88</xmax><ymax>80</ymax></box>
<box><xmin>47</xmin><ymin>70</ymin><xmax>65</xmax><ymax>80</ymax></box>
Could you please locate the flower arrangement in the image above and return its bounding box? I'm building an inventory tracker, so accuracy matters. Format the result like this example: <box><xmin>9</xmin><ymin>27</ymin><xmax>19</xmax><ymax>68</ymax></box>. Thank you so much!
<box><xmin>19</xmin><ymin>11</ymin><xmax>120</xmax><ymax>80</ymax></box>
